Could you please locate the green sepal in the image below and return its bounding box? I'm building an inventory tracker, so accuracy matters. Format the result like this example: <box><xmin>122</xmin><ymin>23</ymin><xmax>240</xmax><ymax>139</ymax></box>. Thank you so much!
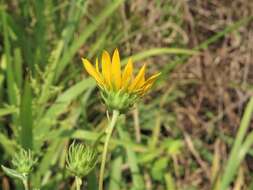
<box><xmin>66</xmin><ymin>142</ymin><xmax>98</xmax><ymax>178</ymax></box>
<box><xmin>100</xmin><ymin>90</ymin><xmax>138</xmax><ymax>113</ymax></box>
<box><xmin>1</xmin><ymin>165</ymin><xmax>27</xmax><ymax>182</ymax></box>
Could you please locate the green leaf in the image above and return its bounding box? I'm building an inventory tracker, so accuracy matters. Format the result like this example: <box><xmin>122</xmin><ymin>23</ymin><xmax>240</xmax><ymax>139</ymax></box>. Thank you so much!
<box><xmin>151</xmin><ymin>157</ymin><xmax>168</xmax><ymax>181</ymax></box>
<box><xmin>165</xmin><ymin>173</ymin><xmax>176</xmax><ymax>190</ymax></box>
<box><xmin>163</xmin><ymin>138</ymin><xmax>184</xmax><ymax>155</ymax></box>
<box><xmin>109</xmin><ymin>149</ymin><xmax>123</xmax><ymax>190</ymax></box>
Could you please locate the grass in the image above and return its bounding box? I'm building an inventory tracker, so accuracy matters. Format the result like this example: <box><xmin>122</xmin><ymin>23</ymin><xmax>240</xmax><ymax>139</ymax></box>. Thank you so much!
<box><xmin>0</xmin><ymin>0</ymin><xmax>253</xmax><ymax>189</ymax></box>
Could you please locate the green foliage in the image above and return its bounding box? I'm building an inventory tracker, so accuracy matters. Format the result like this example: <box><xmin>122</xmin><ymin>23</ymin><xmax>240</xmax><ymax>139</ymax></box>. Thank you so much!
<box><xmin>0</xmin><ymin>0</ymin><xmax>252</xmax><ymax>189</ymax></box>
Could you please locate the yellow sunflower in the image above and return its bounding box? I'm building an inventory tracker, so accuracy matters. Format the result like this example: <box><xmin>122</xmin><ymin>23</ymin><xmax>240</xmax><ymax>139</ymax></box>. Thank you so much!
<box><xmin>82</xmin><ymin>49</ymin><xmax>160</xmax><ymax>112</ymax></box>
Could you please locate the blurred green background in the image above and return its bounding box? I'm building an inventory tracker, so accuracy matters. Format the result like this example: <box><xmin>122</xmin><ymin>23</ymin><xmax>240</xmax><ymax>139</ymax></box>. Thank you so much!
<box><xmin>0</xmin><ymin>0</ymin><xmax>253</xmax><ymax>189</ymax></box>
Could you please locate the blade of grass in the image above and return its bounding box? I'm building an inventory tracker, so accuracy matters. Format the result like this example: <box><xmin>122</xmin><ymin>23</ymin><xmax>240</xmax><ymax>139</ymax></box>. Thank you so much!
<box><xmin>220</xmin><ymin>132</ymin><xmax>253</xmax><ymax>190</ymax></box>
<box><xmin>33</xmin><ymin>0</ymin><xmax>46</xmax><ymax>66</ymax></box>
<box><xmin>19</xmin><ymin>79</ymin><xmax>33</xmax><ymax>150</ymax></box>
<box><xmin>13</xmin><ymin>48</ymin><xmax>23</xmax><ymax>88</ymax></box>
<box><xmin>109</xmin><ymin>149</ymin><xmax>123</xmax><ymax>190</ymax></box>
<box><xmin>1</xmin><ymin>10</ymin><xmax>17</xmax><ymax>106</ymax></box>
<box><xmin>220</xmin><ymin>97</ymin><xmax>253</xmax><ymax>189</ymax></box>
<box><xmin>63</xmin><ymin>0</ymin><xmax>88</xmax><ymax>49</ymax></box>
<box><xmin>122</xmin><ymin>48</ymin><xmax>198</xmax><ymax>64</ymax></box>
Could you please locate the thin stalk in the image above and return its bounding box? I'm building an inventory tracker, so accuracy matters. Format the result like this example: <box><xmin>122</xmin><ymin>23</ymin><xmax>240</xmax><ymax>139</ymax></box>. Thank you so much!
<box><xmin>99</xmin><ymin>110</ymin><xmax>120</xmax><ymax>190</ymax></box>
<box><xmin>93</xmin><ymin>129</ymin><xmax>106</xmax><ymax>148</ymax></box>
<box><xmin>22</xmin><ymin>178</ymin><xmax>29</xmax><ymax>190</ymax></box>
<box><xmin>75</xmin><ymin>176</ymin><xmax>82</xmax><ymax>190</ymax></box>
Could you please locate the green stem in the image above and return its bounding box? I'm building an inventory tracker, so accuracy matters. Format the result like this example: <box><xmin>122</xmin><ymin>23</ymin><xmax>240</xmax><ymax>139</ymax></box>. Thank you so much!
<box><xmin>22</xmin><ymin>178</ymin><xmax>29</xmax><ymax>190</ymax></box>
<box><xmin>99</xmin><ymin>110</ymin><xmax>120</xmax><ymax>190</ymax></box>
<box><xmin>75</xmin><ymin>176</ymin><xmax>82</xmax><ymax>190</ymax></box>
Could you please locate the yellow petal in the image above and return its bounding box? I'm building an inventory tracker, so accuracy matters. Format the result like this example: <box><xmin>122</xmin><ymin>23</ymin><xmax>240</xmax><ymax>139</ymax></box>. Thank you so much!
<box><xmin>111</xmin><ymin>48</ymin><xmax>121</xmax><ymax>89</ymax></box>
<box><xmin>135</xmin><ymin>69</ymin><xmax>145</xmax><ymax>89</ymax></box>
<box><xmin>101</xmin><ymin>51</ymin><xmax>112</xmax><ymax>89</ymax></box>
<box><xmin>122</xmin><ymin>58</ymin><xmax>133</xmax><ymax>88</ymax></box>
<box><xmin>138</xmin><ymin>72</ymin><xmax>161</xmax><ymax>95</ymax></box>
<box><xmin>142</xmin><ymin>72</ymin><xmax>161</xmax><ymax>87</ymax></box>
<box><xmin>96</xmin><ymin>58</ymin><xmax>100</xmax><ymax>73</ymax></box>
<box><xmin>82</xmin><ymin>58</ymin><xmax>104</xmax><ymax>87</ymax></box>
<box><xmin>128</xmin><ymin>64</ymin><xmax>146</xmax><ymax>92</ymax></box>
<box><xmin>140</xmin><ymin>83</ymin><xmax>153</xmax><ymax>96</ymax></box>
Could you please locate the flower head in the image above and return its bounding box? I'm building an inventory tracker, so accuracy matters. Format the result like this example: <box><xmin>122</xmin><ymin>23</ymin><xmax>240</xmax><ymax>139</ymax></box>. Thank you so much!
<box><xmin>82</xmin><ymin>49</ymin><xmax>160</xmax><ymax>112</ymax></box>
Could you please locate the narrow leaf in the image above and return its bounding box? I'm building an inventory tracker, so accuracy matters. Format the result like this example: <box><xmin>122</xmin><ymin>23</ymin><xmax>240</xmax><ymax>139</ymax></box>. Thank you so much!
<box><xmin>19</xmin><ymin>79</ymin><xmax>33</xmax><ymax>149</ymax></box>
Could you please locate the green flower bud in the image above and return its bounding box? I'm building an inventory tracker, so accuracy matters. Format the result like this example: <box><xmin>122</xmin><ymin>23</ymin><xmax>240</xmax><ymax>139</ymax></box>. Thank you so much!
<box><xmin>11</xmin><ymin>148</ymin><xmax>37</xmax><ymax>175</ymax></box>
<box><xmin>100</xmin><ymin>90</ymin><xmax>138</xmax><ymax>113</ymax></box>
<box><xmin>66</xmin><ymin>142</ymin><xmax>98</xmax><ymax>178</ymax></box>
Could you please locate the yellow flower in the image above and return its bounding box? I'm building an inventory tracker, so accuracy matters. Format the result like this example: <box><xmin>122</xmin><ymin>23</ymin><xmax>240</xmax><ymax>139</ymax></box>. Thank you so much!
<box><xmin>82</xmin><ymin>49</ymin><xmax>160</xmax><ymax>112</ymax></box>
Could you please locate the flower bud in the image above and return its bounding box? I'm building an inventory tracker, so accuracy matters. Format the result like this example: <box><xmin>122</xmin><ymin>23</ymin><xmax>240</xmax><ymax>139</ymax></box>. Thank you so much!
<box><xmin>11</xmin><ymin>148</ymin><xmax>37</xmax><ymax>175</ymax></box>
<box><xmin>66</xmin><ymin>142</ymin><xmax>98</xmax><ymax>178</ymax></box>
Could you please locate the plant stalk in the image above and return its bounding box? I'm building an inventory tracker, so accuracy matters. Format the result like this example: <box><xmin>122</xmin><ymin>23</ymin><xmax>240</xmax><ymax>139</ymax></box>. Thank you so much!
<box><xmin>99</xmin><ymin>110</ymin><xmax>119</xmax><ymax>190</ymax></box>
<box><xmin>75</xmin><ymin>176</ymin><xmax>82</xmax><ymax>190</ymax></box>
<box><xmin>22</xmin><ymin>178</ymin><xmax>29</xmax><ymax>190</ymax></box>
